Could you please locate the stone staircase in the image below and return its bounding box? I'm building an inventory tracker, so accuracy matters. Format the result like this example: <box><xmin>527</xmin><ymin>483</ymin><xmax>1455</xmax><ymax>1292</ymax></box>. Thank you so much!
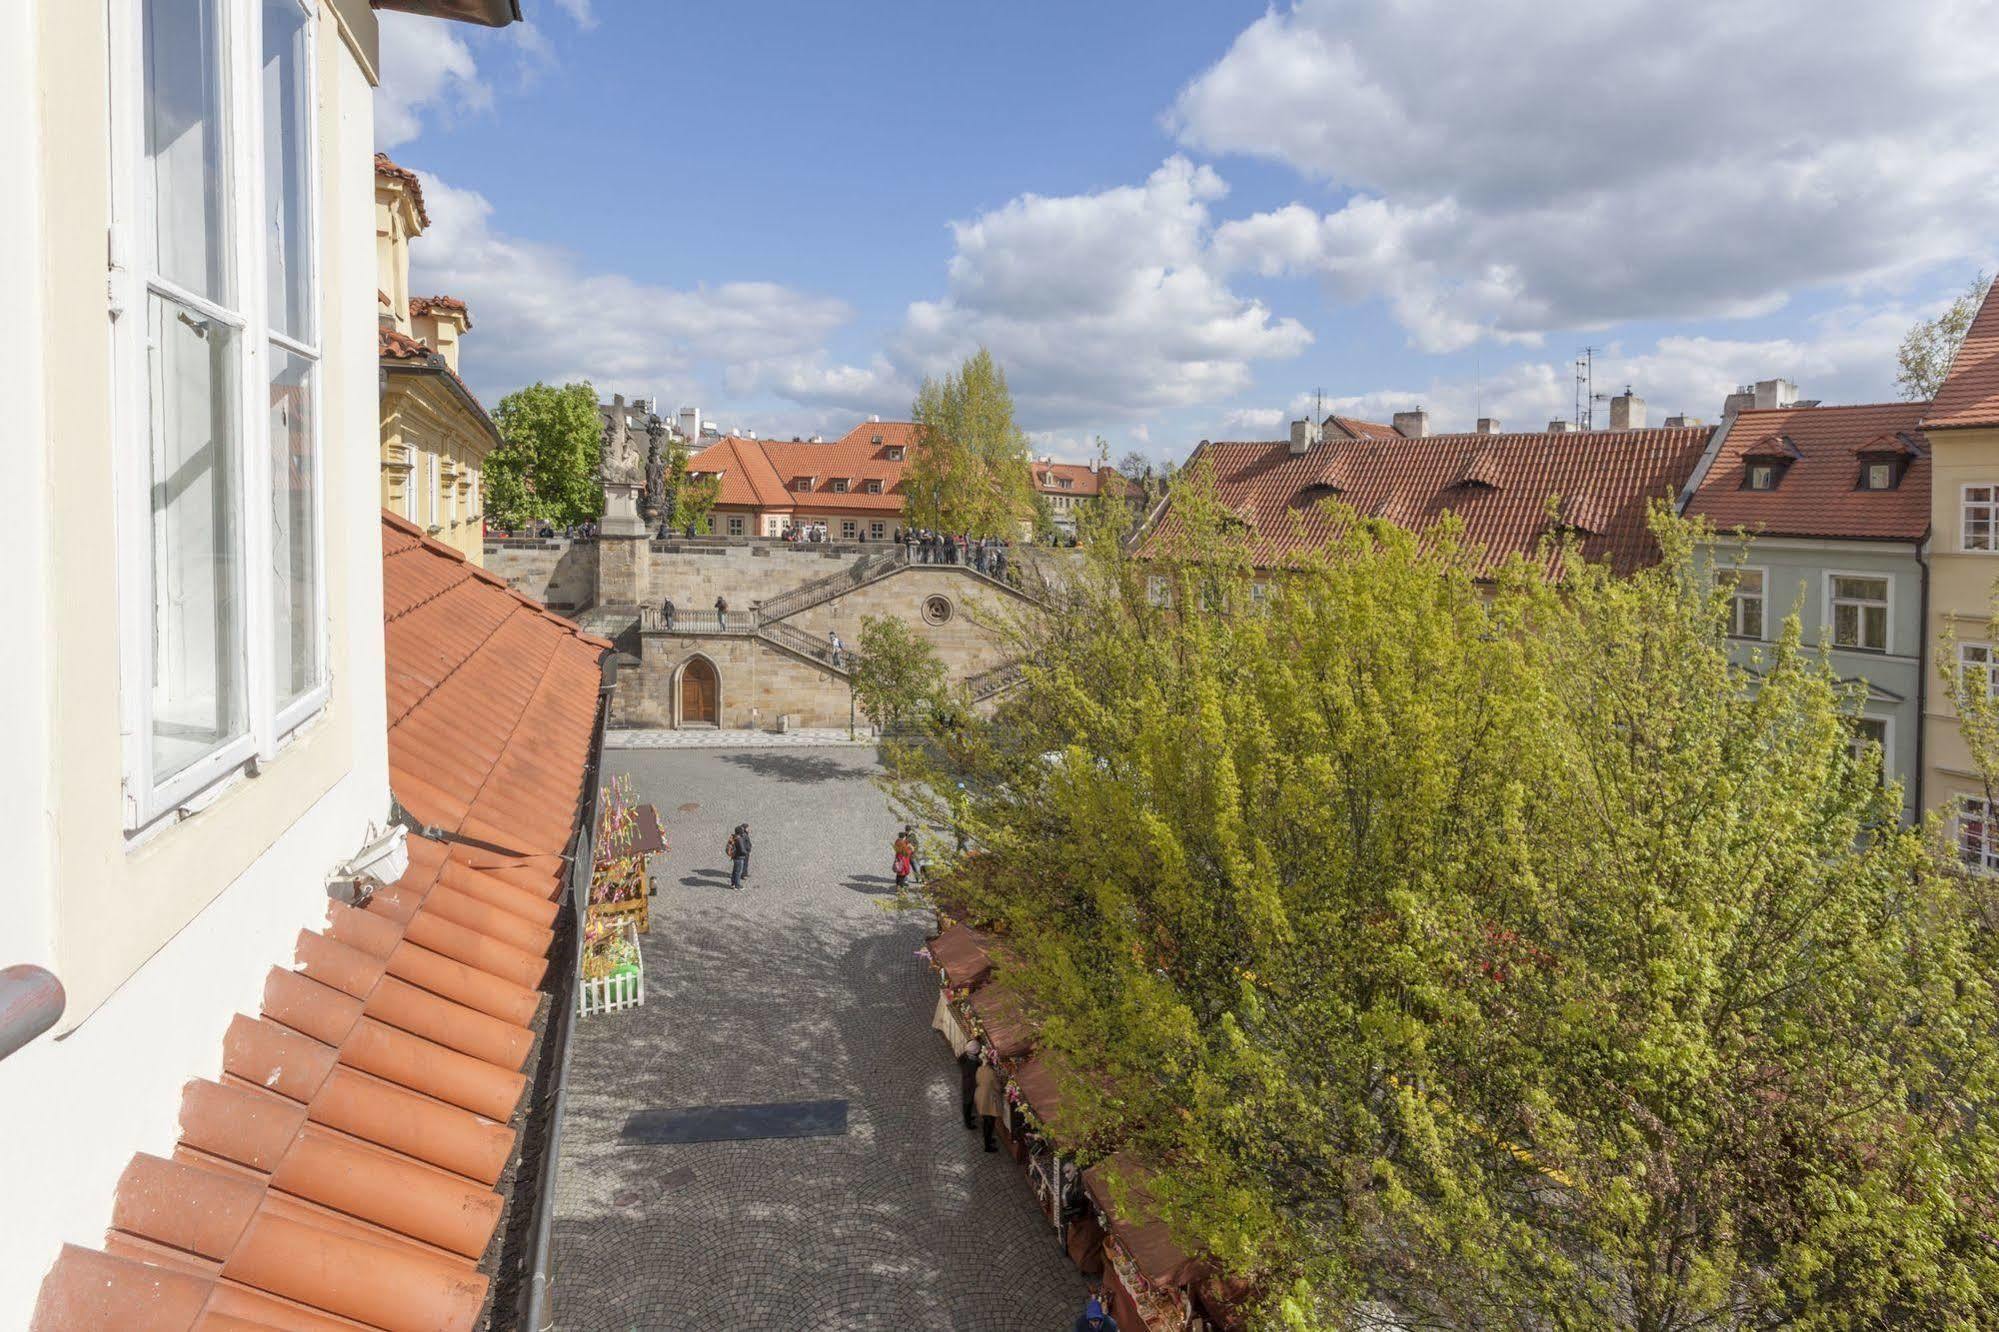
<box><xmin>752</xmin><ymin>547</ymin><xmax>910</xmax><ymax>624</ymax></box>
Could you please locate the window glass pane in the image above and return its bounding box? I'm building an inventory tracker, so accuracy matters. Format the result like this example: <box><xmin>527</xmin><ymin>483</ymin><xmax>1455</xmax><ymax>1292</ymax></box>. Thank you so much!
<box><xmin>262</xmin><ymin>0</ymin><xmax>313</xmax><ymax>342</ymax></box>
<box><xmin>148</xmin><ymin>292</ymin><xmax>244</xmax><ymax>779</ymax></box>
<box><xmin>270</xmin><ymin>346</ymin><xmax>317</xmax><ymax>705</ymax></box>
<box><xmin>145</xmin><ymin>0</ymin><xmax>231</xmax><ymax>302</ymax></box>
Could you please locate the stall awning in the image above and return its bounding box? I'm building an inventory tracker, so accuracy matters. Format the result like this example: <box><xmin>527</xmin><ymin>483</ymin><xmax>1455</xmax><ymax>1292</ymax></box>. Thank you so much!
<box><xmin>967</xmin><ymin>979</ymin><xmax>1035</xmax><ymax>1061</ymax></box>
<box><xmin>1083</xmin><ymin>1152</ymin><xmax>1203</xmax><ymax>1289</ymax></box>
<box><xmin>928</xmin><ymin>922</ymin><xmax>997</xmax><ymax>989</ymax></box>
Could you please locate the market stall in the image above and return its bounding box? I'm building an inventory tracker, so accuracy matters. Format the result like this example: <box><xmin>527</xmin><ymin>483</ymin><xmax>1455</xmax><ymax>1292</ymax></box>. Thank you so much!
<box><xmin>925</xmin><ymin>922</ymin><xmax>998</xmax><ymax>1052</ymax></box>
<box><xmin>966</xmin><ymin>978</ymin><xmax>1038</xmax><ymax>1158</ymax></box>
<box><xmin>1009</xmin><ymin>1051</ymin><xmax>1103</xmax><ymax>1266</ymax></box>
<box><xmin>1082</xmin><ymin>1153</ymin><xmax>1206</xmax><ymax>1332</ymax></box>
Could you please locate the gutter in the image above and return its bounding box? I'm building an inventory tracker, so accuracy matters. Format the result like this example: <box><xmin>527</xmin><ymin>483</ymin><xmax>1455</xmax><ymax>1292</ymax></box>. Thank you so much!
<box><xmin>1916</xmin><ymin>534</ymin><xmax>1931</xmax><ymax>820</ymax></box>
<box><xmin>372</xmin><ymin>0</ymin><xmax>521</xmax><ymax>27</ymax></box>
<box><xmin>522</xmin><ymin>652</ymin><xmax>616</xmax><ymax>1331</ymax></box>
<box><xmin>382</xmin><ymin>358</ymin><xmax>503</xmax><ymax>447</ymax></box>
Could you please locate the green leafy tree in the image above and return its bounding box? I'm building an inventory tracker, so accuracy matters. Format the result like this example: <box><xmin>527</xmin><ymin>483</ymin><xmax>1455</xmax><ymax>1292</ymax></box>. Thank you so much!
<box><xmin>904</xmin><ymin>349</ymin><xmax>1039</xmax><ymax>536</ymax></box>
<box><xmin>890</xmin><ymin>491</ymin><xmax>1999</xmax><ymax>1330</ymax></box>
<box><xmin>487</xmin><ymin>381</ymin><xmax>604</xmax><ymax>527</ymax></box>
<box><xmin>1898</xmin><ymin>273</ymin><xmax>1992</xmax><ymax>401</ymax></box>
<box><xmin>849</xmin><ymin>614</ymin><xmax>945</xmax><ymax>734</ymax></box>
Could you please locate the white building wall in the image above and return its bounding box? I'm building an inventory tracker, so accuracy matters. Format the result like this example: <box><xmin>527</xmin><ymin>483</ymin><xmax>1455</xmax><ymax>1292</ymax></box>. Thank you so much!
<box><xmin>0</xmin><ymin>11</ymin><xmax>392</xmax><ymax>1325</ymax></box>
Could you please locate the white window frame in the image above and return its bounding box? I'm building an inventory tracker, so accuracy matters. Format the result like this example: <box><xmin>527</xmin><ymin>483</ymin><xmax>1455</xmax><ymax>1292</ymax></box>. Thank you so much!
<box><xmin>866</xmin><ymin>479</ymin><xmax>883</xmax><ymax>494</ymax></box>
<box><xmin>1964</xmin><ymin>483</ymin><xmax>1999</xmax><ymax>553</ymax></box>
<box><xmin>869</xmin><ymin>520</ymin><xmax>886</xmax><ymax>540</ymax></box>
<box><xmin>109</xmin><ymin>0</ymin><xmax>328</xmax><ymax>829</ymax></box>
<box><xmin>840</xmin><ymin>518</ymin><xmax>858</xmax><ymax>540</ymax></box>
<box><xmin>1848</xmin><ymin>714</ymin><xmax>1890</xmax><ymax>785</ymax></box>
<box><xmin>830</xmin><ymin>478</ymin><xmax>849</xmax><ymax>494</ymax></box>
<box><xmin>1724</xmin><ymin>565</ymin><xmax>1768</xmax><ymax>641</ymax></box>
<box><xmin>1957</xmin><ymin>795</ymin><xmax>1999</xmax><ymax>874</ymax></box>
<box><xmin>726</xmin><ymin>515</ymin><xmax>745</xmax><ymax>536</ymax></box>
<box><xmin>1957</xmin><ymin>642</ymin><xmax>1999</xmax><ymax>702</ymax></box>
<box><xmin>1825</xmin><ymin>570</ymin><xmax>1891</xmax><ymax>655</ymax></box>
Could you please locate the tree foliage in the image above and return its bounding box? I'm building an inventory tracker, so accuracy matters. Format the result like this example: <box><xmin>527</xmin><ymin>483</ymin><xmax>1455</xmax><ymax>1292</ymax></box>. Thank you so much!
<box><xmin>850</xmin><ymin>613</ymin><xmax>945</xmax><ymax>733</ymax></box>
<box><xmin>1898</xmin><ymin>274</ymin><xmax>1992</xmax><ymax>401</ymax></box>
<box><xmin>904</xmin><ymin>348</ymin><xmax>1039</xmax><ymax>536</ymax></box>
<box><xmin>487</xmin><ymin>381</ymin><xmax>604</xmax><ymax>527</ymax></box>
<box><xmin>890</xmin><ymin>485</ymin><xmax>1999</xmax><ymax>1330</ymax></box>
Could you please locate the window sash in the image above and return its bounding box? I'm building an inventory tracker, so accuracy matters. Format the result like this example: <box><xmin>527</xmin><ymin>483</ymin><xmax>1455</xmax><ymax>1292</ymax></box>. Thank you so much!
<box><xmin>1965</xmin><ymin>485</ymin><xmax>1999</xmax><ymax>551</ymax></box>
<box><xmin>1958</xmin><ymin>797</ymin><xmax>1999</xmax><ymax>874</ymax></box>
<box><xmin>1829</xmin><ymin>576</ymin><xmax>1889</xmax><ymax>652</ymax></box>
<box><xmin>113</xmin><ymin>0</ymin><xmax>324</xmax><ymax>827</ymax></box>
<box><xmin>1726</xmin><ymin>568</ymin><xmax>1765</xmax><ymax>640</ymax></box>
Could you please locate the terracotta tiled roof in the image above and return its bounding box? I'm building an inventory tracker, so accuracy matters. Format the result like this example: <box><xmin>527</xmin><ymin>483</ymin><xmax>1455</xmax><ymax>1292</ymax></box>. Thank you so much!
<box><xmin>693</xmin><ymin>421</ymin><xmax>921</xmax><ymax>514</ymax></box>
<box><xmin>1687</xmin><ymin>403</ymin><xmax>1931</xmax><ymax>542</ymax></box>
<box><xmin>1922</xmin><ymin>284</ymin><xmax>1999</xmax><ymax>430</ymax></box>
<box><xmin>1326</xmin><ymin>414</ymin><xmax>1403</xmax><ymax>440</ymax></box>
<box><xmin>411</xmin><ymin>295</ymin><xmax>471</xmax><ymax>329</ymax></box>
<box><xmin>1147</xmin><ymin>427</ymin><xmax>1712</xmax><ymax>577</ymax></box>
<box><xmin>374</xmin><ymin>152</ymin><xmax>430</xmax><ymax>228</ymax></box>
<box><xmin>1031</xmin><ymin>460</ymin><xmax>1140</xmax><ymax>500</ymax></box>
<box><xmin>32</xmin><ymin>515</ymin><xmax>608</xmax><ymax>1332</ymax></box>
<box><xmin>379</xmin><ymin>325</ymin><xmax>434</xmax><ymax>362</ymax></box>
<box><xmin>379</xmin><ymin>330</ymin><xmax>502</xmax><ymax>447</ymax></box>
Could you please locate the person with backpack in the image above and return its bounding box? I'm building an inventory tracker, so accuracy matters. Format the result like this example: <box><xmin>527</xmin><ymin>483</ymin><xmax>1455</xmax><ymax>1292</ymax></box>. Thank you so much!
<box><xmin>1073</xmin><ymin>1294</ymin><xmax>1119</xmax><ymax>1332</ymax></box>
<box><xmin>726</xmin><ymin>823</ymin><xmax>752</xmax><ymax>890</ymax></box>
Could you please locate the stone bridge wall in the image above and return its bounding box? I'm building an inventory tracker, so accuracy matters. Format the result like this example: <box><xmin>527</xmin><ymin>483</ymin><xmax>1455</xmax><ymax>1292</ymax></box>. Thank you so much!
<box><xmin>482</xmin><ymin>538</ymin><xmax>599</xmax><ymax>612</ymax></box>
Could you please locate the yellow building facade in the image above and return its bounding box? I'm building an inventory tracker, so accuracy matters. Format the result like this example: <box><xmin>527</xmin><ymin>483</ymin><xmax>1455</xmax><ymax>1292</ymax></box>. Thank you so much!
<box><xmin>1922</xmin><ymin>285</ymin><xmax>1999</xmax><ymax>854</ymax></box>
<box><xmin>375</xmin><ymin>154</ymin><xmax>499</xmax><ymax>563</ymax></box>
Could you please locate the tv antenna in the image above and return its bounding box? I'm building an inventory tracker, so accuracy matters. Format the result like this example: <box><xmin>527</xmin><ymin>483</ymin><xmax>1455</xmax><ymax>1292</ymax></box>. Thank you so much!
<box><xmin>1574</xmin><ymin>347</ymin><xmax>1608</xmax><ymax>430</ymax></box>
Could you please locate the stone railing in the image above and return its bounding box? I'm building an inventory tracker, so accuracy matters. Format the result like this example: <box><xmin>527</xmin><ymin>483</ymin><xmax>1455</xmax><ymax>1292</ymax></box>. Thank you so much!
<box><xmin>964</xmin><ymin>660</ymin><xmax>1026</xmax><ymax>702</ymax></box>
<box><xmin>758</xmin><ymin>619</ymin><xmax>854</xmax><ymax>677</ymax></box>
<box><xmin>638</xmin><ymin>607</ymin><xmax>757</xmax><ymax>634</ymax></box>
<box><xmin>753</xmin><ymin>546</ymin><xmax>910</xmax><ymax>624</ymax></box>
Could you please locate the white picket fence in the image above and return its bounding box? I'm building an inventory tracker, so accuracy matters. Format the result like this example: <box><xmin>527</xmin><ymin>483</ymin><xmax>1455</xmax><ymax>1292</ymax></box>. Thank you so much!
<box><xmin>578</xmin><ymin>919</ymin><xmax>646</xmax><ymax>1016</ymax></box>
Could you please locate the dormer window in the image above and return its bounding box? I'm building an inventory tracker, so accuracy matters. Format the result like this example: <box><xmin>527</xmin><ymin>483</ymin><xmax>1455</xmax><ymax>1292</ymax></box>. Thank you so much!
<box><xmin>1740</xmin><ymin>433</ymin><xmax>1801</xmax><ymax>491</ymax></box>
<box><xmin>831</xmin><ymin>478</ymin><xmax>849</xmax><ymax>494</ymax></box>
<box><xmin>1853</xmin><ymin>431</ymin><xmax>1919</xmax><ymax>492</ymax></box>
<box><xmin>1058</xmin><ymin>477</ymin><xmax>1073</xmax><ymax>489</ymax></box>
<box><xmin>885</xmin><ymin>446</ymin><xmax>905</xmax><ymax>461</ymax></box>
<box><xmin>866</xmin><ymin>479</ymin><xmax>883</xmax><ymax>494</ymax></box>
<box><xmin>795</xmin><ymin>475</ymin><xmax>816</xmax><ymax>491</ymax></box>
<box><xmin>1860</xmin><ymin>460</ymin><xmax>1898</xmax><ymax>491</ymax></box>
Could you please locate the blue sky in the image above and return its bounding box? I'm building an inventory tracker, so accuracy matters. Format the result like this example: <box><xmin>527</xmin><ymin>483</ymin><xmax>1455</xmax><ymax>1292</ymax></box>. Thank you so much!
<box><xmin>382</xmin><ymin>0</ymin><xmax>1997</xmax><ymax>463</ymax></box>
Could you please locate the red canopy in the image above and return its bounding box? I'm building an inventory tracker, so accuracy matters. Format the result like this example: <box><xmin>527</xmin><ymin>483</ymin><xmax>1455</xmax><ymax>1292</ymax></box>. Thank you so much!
<box><xmin>1083</xmin><ymin>1152</ymin><xmax>1203</xmax><ymax>1289</ymax></box>
<box><xmin>967</xmin><ymin>979</ymin><xmax>1034</xmax><ymax>1060</ymax></box>
<box><xmin>928</xmin><ymin>923</ymin><xmax>996</xmax><ymax>988</ymax></box>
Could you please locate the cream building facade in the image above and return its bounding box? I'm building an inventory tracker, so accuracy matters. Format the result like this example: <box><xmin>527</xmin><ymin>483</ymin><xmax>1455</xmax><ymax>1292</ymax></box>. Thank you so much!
<box><xmin>0</xmin><ymin>0</ymin><xmax>514</xmax><ymax>1322</ymax></box>
<box><xmin>376</xmin><ymin>155</ymin><xmax>500</xmax><ymax>562</ymax></box>
<box><xmin>1921</xmin><ymin>286</ymin><xmax>1999</xmax><ymax>857</ymax></box>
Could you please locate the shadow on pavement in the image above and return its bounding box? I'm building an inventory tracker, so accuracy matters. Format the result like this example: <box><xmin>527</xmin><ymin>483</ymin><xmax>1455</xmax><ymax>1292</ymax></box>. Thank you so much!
<box><xmin>717</xmin><ymin>751</ymin><xmax>860</xmax><ymax>785</ymax></box>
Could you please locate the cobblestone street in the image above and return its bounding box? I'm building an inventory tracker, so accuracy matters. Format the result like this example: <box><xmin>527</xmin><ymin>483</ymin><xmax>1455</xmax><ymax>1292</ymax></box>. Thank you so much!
<box><xmin>550</xmin><ymin>745</ymin><xmax>1087</xmax><ymax>1330</ymax></box>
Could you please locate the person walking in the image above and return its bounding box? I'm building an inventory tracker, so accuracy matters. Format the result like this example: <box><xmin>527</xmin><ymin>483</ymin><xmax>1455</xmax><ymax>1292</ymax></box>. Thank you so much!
<box><xmin>1073</xmin><ymin>1294</ymin><xmax>1119</xmax><ymax>1331</ymax></box>
<box><xmin>974</xmin><ymin>1053</ymin><xmax>1002</xmax><ymax>1151</ymax></box>
<box><xmin>660</xmin><ymin>597</ymin><xmax>677</xmax><ymax>630</ymax></box>
<box><xmin>956</xmin><ymin>1038</ymin><xmax>982</xmax><ymax>1130</ymax></box>
<box><xmin>726</xmin><ymin>822</ymin><xmax>752</xmax><ymax>890</ymax></box>
<box><xmin>714</xmin><ymin>594</ymin><xmax>729</xmax><ymax>626</ymax></box>
<box><xmin>893</xmin><ymin>828</ymin><xmax>915</xmax><ymax>890</ymax></box>
<box><xmin>828</xmin><ymin>629</ymin><xmax>846</xmax><ymax>670</ymax></box>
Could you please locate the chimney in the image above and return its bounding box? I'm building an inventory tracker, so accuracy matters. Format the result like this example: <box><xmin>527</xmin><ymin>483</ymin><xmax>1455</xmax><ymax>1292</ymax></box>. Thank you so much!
<box><xmin>1392</xmin><ymin>409</ymin><xmax>1429</xmax><ymax>438</ymax></box>
<box><xmin>1663</xmin><ymin>413</ymin><xmax>1702</xmax><ymax>428</ymax></box>
<box><xmin>1754</xmin><ymin>378</ymin><xmax>1799</xmax><ymax>410</ymax></box>
<box><xmin>1475</xmin><ymin>418</ymin><xmax>1501</xmax><ymax>435</ymax></box>
<box><xmin>1547</xmin><ymin>418</ymin><xmax>1577</xmax><ymax>433</ymax></box>
<box><xmin>1608</xmin><ymin>388</ymin><xmax>1645</xmax><ymax>430</ymax></box>
<box><xmin>1288</xmin><ymin>419</ymin><xmax>1313</xmax><ymax>455</ymax></box>
<box><xmin>869</xmin><ymin>413</ymin><xmax>882</xmax><ymax>423</ymax></box>
<box><xmin>678</xmin><ymin>405</ymin><xmax>700</xmax><ymax>439</ymax></box>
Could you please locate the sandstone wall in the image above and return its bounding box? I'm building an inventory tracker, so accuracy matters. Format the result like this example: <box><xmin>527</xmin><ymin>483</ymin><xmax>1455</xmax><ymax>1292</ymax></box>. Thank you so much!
<box><xmin>482</xmin><ymin>538</ymin><xmax>598</xmax><ymax>611</ymax></box>
<box><xmin>617</xmin><ymin>632</ymin><xmax>861</xmax><ymax>731</ymax></box>
<box><xmin>782</xmin><ymin>566</ymin><xmax>1027</xmax><ymax>681</ymax></box>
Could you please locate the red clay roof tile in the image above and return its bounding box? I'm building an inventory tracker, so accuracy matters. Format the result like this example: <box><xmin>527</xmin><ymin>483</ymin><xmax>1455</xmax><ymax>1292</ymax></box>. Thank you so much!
<box><xmin>33</xmin><ymin>517</ymin><xmax>606</xmax><ymax>1332</ymax></box>
<box><xmin>1922</xmin><ymin>283</ymin><xmax>1999</xmax><ymax>430</ymax></box>
<box><xmin>1687</xmin><ymin>403</ymin><xmax>1931</xmax><ymax>542</ymax></box>
<box><xmin>1148</xmin><ymin>426</ymin><xmax>1712</xmax><ymax>577</ymax></box>
<box><xmin>374</xmin><ymin>153</ymin><xmax>430</xmax><ymax>228</ymax></box>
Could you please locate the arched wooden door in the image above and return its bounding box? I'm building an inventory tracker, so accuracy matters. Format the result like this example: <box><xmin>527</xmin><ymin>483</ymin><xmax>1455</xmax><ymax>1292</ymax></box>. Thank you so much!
<box><xmin>680</xmin><ymin>656</ymin><xmax>719</xmax><ymax>726</ymax></box>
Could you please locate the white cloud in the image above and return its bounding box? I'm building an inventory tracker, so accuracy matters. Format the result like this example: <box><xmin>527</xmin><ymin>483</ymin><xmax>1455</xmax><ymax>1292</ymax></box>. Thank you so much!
<box><xmin>375</xmin><ymin>13</ymin><xmax>490</xmax><ymax>149</ymax></box>
<box><xmin>898</xmin><ymin>157</ymin><xmax>1313</xmax><ymax>428</ymax></box>
<box><xmin>410</xmin><ymin>175</ymin><xmax>858</xmax><ymax>411</ymax></box>
<box><xmin>1178</xmin><ymin>0</ymin><xmax>1999</xmax><ymax>351</ymax></box>
<box><xmin>1209</xmin><ymin>304</ymin><xmax>1917</xmax><ymax>444</ymax></box>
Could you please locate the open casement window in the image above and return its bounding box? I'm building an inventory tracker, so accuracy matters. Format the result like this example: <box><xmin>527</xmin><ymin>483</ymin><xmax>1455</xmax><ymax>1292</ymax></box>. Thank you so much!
<box><xmin>1964</xmin><ymin>484</ymin><xmax>1999</xmax><ymax>552</ymax></box>
<box><xmin>112</xmin><ymin>0</ymin><xmax>326</xmax><ymax>829</ymax></box>
<box><xmin>1958</xmin><ymin>642</ymin><xmax>1999</xmax><ymax>702</ymax></box>
<box><xmin>1957</xmin><ymin>796</ymin><xmax>1999</xmax><ymax>874</ymax></box>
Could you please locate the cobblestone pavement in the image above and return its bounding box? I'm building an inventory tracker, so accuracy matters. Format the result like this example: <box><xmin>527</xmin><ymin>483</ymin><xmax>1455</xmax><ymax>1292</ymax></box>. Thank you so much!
<box><xmin>551</xmin><ymin>746</ymin><xmax>1088</xmax><ymax>1330</ymax></box>
<box><xmin>606</xmin><ymin>727</ymin><xmax>875</xmax><ymax>750</ymax></box>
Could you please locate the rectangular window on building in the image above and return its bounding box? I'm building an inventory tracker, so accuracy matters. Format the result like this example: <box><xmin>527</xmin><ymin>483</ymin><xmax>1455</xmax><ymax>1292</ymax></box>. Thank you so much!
<box><xmin>831</xmin><ymin>479</ymin><xmax>849</xmax><ymax>493</ymax></box>
<box><xmin>841</xmin><ymin>519</ymin><xmax>857</xmax><ymax>539</ymax></box>
<box><xmin>116</xmin><ymin>0</ymin><xmax>325</xmax><ymax>824</ymax></box>
<box><xmin>870</xmin><ymin>521</ymin><xmax>886</xmax><ymax>539</ymax></box>
<box><xmin>1959</xmin><ymin>796</ymin><xmax>1999</xmax><ymax>873</ymax></box>
<box><xmin>1830</xmin><ymin>575</ymin><xmax>1889</xmax><ymax>653</ymax></box>
<box><xmin>1958</xmin><ymin>642</ymin><xmax>1999</xmax><ymax>701</ymax></box>
<box><xmin>1725</xmin><ymin>567</ymin><xmax>1765</xmax><ymax>640</ymax></box>
<box><xmin>1848</xmin><ymin>716</ymin><xmax>1888</xmax><ymax>784</ymax></box>
<box><xmin>1966</xmin><ymin>485</ymin><xmax>1999</xmax><ymax>551</ymax></box>
<box><xmin>727</xmin><ymin>515</ymin><xmax>744</xmax><ymax>536</ymax></box>
<box><xmin>1147</xmin><ymin>575</ymin><xmax>1172</xmax><ymax>608</ymax></box>
<box><xmin>866</xmin><ymin>479</ymin><xmax>883</xmax><ymax>494</ymax></box>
